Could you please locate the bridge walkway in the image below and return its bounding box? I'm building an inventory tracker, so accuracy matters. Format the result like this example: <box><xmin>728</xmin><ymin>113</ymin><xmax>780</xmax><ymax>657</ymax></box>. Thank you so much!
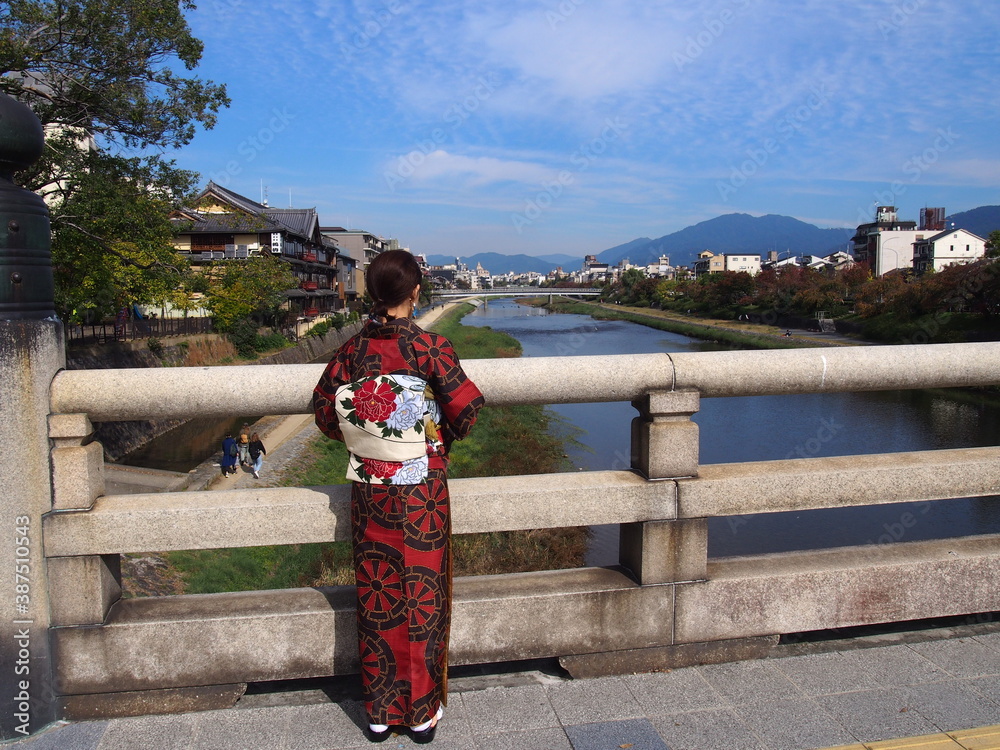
<box><xmin>8</xmin><ymin>621</ymin><xmax>1000</xmax><ymax>749</ymax></box>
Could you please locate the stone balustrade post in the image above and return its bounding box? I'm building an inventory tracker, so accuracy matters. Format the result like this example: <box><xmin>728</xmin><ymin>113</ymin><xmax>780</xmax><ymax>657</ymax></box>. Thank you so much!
<box><xmin>49</xmin><ymin>413</ymin><xmax>105</xmax><ymax>511</ymax></box>
<box><xmin>47</xmin><ymin>413</ymin><xmax>120</xmax><ymax>627</ymax></box>
<box><xmin>0</xmin><ymin>91</ymin><xmax>59</xmax><ymax>738</ymax></box>
<box><xmin>620</xmin><ymin>389</ymin><xmax>707</xmax><ymax>585</ymax></box>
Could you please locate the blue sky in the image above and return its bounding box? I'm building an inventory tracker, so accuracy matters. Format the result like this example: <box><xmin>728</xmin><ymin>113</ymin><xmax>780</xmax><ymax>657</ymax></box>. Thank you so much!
<box><xmin>174</xmin><ymin>0</ymin><xmax>1000</xmax><ymax>258</ymax></box>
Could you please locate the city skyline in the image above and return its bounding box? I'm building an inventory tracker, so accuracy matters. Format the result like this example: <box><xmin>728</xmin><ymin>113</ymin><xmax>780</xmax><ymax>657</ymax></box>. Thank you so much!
<box><xmin>174</xmin><ymin>1</ymin><xmax>1000</xmax><ymax>257</ymax></box>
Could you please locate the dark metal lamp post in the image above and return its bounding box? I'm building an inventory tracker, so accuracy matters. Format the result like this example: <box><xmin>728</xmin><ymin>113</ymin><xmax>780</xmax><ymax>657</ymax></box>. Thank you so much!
<box><xmin>0</xmin><ymin>90</ymin><xmax>55</xmax><ymax>320</ymax></box>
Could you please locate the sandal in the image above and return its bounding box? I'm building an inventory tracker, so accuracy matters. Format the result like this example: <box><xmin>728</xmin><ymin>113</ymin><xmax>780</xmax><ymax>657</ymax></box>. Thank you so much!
<box><xmin>364</xmin><ymin>723</ymin><xmax>391</xmax><ymax>743</ymax></box>
<box><xmin>409</xmin><ymin>706</ymin><xmax>443</xmax><ymax>744</ymax></box>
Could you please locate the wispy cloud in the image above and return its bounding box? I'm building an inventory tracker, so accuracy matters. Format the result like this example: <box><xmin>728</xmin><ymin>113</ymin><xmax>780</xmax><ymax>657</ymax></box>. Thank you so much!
<box><xmin>180</xmin><ymin>0</ymin><xmax>1000</xmax><ymax>256</ymax></box>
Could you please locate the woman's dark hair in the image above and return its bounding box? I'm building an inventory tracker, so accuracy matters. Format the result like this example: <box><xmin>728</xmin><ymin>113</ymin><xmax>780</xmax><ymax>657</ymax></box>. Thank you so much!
<box><xmin>366</xmin><ymin>250</ymin><xmax>422</xmax><ymax>319</ymax></box>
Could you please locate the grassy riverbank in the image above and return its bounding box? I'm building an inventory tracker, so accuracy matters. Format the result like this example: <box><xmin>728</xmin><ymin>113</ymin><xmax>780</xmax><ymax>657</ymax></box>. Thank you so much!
<box><xmin>537</xmin><ymin>298</ymin><xmax>828</xmax><ymax>349</ymax></box>
<box><xmin>165</xmin><ymin>303</ymin><xmax>586</xmax><ymax>594</ymax></box>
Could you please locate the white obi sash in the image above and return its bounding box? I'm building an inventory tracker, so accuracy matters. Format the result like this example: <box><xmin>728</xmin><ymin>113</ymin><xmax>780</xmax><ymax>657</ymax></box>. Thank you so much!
<box><xmin>334</xmin><ymin>373</ymin><xmax>442</xmax><ymax>485</ymax></box>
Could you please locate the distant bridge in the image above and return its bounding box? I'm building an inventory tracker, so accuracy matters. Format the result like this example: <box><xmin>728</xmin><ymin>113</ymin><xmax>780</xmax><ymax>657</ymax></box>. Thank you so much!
<box><xmin>431</xmin><ymin>286</ymin><xmax>602</xmax><ymax>299</ymax></box>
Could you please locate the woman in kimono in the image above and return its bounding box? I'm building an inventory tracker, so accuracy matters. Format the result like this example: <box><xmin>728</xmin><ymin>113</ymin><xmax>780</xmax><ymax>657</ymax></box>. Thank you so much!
<box><xmin>312</xmin><ymin>250</ymin><xmax>484</xmax><ymax>744</ymax></box>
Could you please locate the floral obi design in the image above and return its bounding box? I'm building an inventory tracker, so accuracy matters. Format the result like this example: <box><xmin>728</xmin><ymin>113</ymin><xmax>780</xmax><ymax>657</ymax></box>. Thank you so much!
<box><xmin>334</xmin><ymin>373</ymin><xmax>443</xmax><ymax>485</ymax></box>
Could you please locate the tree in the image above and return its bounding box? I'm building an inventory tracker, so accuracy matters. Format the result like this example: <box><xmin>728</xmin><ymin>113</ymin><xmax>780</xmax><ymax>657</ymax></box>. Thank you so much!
<box><xmin>48</xmin><ymin>150</ymin><xmax>194</xmax><ymax>320</ymax></box>
<box><xmin>0</xmin><ymin>0</ymin><xmax>230</xmax><ymax>320</ymax></box>
<box><xmin>201</xmin><ymin>256</ymin><xmax>298</xmax><ymax>332</ymax></box>
<box><xmin>986</xmin><ymin>230</ymin><xmax>1000</xmax><ymax>259</ymax></box>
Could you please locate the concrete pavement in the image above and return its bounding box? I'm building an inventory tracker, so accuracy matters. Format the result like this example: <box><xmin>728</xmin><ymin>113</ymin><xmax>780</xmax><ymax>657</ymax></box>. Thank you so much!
<box><xmin>8</xmin><ymin>619</ymin><xmax>1000</xmax><ymax>749</ymax></box>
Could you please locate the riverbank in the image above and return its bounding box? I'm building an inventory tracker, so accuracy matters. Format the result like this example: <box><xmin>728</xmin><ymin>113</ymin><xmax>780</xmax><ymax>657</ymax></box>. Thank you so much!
<box><xmin>534</xmin><ymin>298</ymin><xmax>870</xmax><ymax>348</ymax></box>
<box><xmin>80</xmin><ymin>323</ymin><xmax>362</xmax><ymax>463</ymax></box>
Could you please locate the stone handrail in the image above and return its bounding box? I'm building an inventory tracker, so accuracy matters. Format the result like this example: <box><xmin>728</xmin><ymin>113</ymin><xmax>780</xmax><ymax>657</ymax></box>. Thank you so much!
<box><xmin>33</xmin><ymin>340</ymin><xmax>1000</xmax><ymax>721</ymax></box>
<box><xmin>50</xmin><ymin>341</ymin><xmax>1000</xmax><ymax>420</ymax></box>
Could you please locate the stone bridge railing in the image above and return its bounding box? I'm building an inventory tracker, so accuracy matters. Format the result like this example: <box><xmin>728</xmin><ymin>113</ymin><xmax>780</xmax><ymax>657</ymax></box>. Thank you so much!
<box><xmin>25</xmin><ymin>342</ymin><xmax>1000</xmax><ymax>721</ymax></box>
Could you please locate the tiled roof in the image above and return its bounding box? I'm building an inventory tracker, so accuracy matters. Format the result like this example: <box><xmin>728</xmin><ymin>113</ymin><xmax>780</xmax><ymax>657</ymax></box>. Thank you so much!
<box><xmin>171</xmin><ymin>213</ymin><xmax>284</xmax><ymax>234</ymax></box>
<box><xmin>921</xmin><ymin>227</ymin><xmax>986</xmax><ymax>243</ymax></box>
<box><xmin>265</xmin><ymin>208</ymin><xmax>319</xmax><ymax>240</ymax></box>
<box><xmin>203</xmin><ymin>181</ymin><xmax>267</xmax><ymax>214</ymax></box>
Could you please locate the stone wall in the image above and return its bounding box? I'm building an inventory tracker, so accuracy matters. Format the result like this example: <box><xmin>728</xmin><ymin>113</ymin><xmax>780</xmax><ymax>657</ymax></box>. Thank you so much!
<box><xmin>66</xmin><ymin>324</ymin><xmax>361</xmax><ymax>461</ymax></box>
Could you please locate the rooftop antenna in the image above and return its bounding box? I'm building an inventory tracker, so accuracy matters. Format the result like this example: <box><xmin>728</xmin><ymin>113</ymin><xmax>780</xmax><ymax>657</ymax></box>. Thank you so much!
<box><xmin>288</xmin><ymin>187</ymin><xmax>292</xmax><ymax>208</ymax></box>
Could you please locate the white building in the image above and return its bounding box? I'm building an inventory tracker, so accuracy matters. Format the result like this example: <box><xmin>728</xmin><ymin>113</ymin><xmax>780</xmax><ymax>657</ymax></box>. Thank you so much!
<box><xmin>852</xmin><ymin>206</ymin><xmax>921</xmax><ymax>277</ymax></box>
<box><xmin>723</xmin><ymin>254</ymin><xmax>761</xmax><ymax>275</ymax></box>
<box><xmin>913</xmin><ymin>228</ymin><xmax>986</xmax><ymax>273</ymax></box>
<box><xmin>645</xmin><ymin>255</ymin><xmax>675</xmax><ymax>278</ymax></box>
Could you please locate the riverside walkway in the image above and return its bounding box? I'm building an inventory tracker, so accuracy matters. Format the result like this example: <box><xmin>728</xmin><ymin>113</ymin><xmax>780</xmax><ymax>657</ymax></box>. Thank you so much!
<box><xmin>7</xmin><ymin>621</ymin><xmax>1000</xmax><ymax>749</ymax></box>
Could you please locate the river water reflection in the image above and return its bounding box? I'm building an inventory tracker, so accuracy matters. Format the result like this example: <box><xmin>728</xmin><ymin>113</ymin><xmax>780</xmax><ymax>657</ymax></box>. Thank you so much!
<box><xmin>463</xmin><ymin>299</ymin><xmax>1000</xmax><ymax>562</ymax></box>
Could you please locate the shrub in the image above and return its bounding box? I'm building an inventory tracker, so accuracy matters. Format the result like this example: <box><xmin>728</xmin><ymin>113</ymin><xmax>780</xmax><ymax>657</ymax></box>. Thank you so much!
<box><xmin>146</xmin><ymin>337</ymin><xmax>164</xmax><ymax>356</ymax></box>
<box><xmin>226</xmin><ymin>318</ymin><xmax>259</xmax><ymax>359</ymax></box>
<box><xmin>306</xmin><ymin>320</ymin><xmax>330</xmax><ymax>337</ymax></box>
<box><xmin>255</xmin><ymin>332</ymin><xmax>288</xmax><ymax>352</ymax></box>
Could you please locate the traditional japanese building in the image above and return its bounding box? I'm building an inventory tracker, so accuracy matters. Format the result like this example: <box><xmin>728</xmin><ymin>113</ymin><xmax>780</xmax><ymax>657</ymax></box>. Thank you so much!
<box><xmin>171</xmin><ymin>182</ymin><xmax>344</xmax><ymax>317</ymax></box>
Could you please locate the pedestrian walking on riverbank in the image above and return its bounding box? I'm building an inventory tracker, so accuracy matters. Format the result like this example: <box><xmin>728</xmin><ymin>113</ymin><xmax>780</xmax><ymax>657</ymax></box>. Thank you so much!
<box><xmin>313</xmin><ymin>249</ymin><xmax>485</xmax><ymax>744</ymax></box>
<box><xmin>220</xmin><ymin>432</ymin><xmax>238</xmax><ymax>477</ymax></box>
<box><xmin>248</xmin><ymin>432</ymin><xmax>266</xmax><ymax>479</ymax></box>
<box><xmin>237</xmin><ymin>423</ymin><xmax>251</xmax><ymax>467</ymax></box>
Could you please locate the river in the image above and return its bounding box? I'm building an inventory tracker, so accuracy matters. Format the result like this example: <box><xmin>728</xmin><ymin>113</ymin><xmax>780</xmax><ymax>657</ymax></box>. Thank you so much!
<box><xmin>462</xmin><ymin>299</ymin><xmax>1000</xmax><ymax>563</ymax></box>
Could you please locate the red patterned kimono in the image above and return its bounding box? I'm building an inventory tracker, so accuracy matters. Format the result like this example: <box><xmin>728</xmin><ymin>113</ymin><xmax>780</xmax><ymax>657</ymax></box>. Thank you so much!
<box><xmin>312</xmin><ymin>317</ymin><xmax>484</xmax><ymax>727</ymax></box>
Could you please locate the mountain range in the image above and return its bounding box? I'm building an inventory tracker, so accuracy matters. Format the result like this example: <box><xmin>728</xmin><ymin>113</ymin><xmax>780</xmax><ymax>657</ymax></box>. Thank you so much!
<box><xmin>426</xmin><ymin>206</ymin><xmax>1000</xmax><ymax>275</ymax></box>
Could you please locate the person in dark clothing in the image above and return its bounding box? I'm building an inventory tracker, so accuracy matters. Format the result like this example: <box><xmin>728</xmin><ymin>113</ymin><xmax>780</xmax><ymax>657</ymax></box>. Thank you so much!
<box><xmin>248</xmin><ymin>432</ymin><xmax>266</xmax><ymax>479</ymax></box>
<box><xmin>221</xmin><ymin>432</ymin><xmax>238</xmax><ymax>476</ymax></box>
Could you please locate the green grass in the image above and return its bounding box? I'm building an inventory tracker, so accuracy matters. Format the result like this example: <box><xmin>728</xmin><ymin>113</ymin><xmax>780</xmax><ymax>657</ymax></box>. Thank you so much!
<box><xmin>167</xmin><ymin>542</ymin><xmax>339</xmax><ymax>594</ymax></box>
<box><xmin>545</xmin><ymin>299</ymin><xmax>813</xmax><ymax>349</ymax></box>
<box><xmin>431</xmin><ymin>302</ymin><xmax>523</xmax><ymax>358</ymax></box>
<box><xmin>155</xmin><ymin>302</ymin><xmax>586</xmax><ymax>596</ymax></box>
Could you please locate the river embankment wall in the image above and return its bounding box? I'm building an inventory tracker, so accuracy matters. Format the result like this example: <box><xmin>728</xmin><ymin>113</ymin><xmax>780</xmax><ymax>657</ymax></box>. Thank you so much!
<box><xmin>67</xmin><ymin>324</ymin><xmax>362</xmax><ymax>461</ymax></box>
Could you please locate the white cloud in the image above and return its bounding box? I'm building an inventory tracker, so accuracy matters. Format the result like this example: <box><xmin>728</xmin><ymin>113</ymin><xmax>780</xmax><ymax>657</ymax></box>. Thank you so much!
<box><xmin>180</xmin><ymin>0</ymin><xmax>1000</xmax><ymax>254</ymax></box>
<box><xmin>388</xmin><ymin>150</ymin><xmax>555</xmax><ymax>187</ymax></box>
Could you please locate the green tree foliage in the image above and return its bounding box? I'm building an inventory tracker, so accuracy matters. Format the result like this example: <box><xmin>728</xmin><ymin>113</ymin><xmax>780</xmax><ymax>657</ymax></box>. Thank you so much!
<box><xmin>617</xmin><ymin>256</ymin><xmax>1000</xmax><ymax>334</ymax></box>
<box><xmin>611</xmin><ymin>268</ymin><xmax>660</xmax><ymax>306</ymax></box>
<box><xmin>0</xmin><ymin>0</ymin><xmax>230</xmax><ymax>320</ymax></box>
<box><xmin>47</xmin><ymin>150</ymin><xmax>193</xmax><ymax>319</ymax></box>
<box><xmin>202</xmin><ymin>255</ymin><xmax>298</xmax><ymax>332</ymax></box>
<box><xmin>986</xmin><ymin>230</ymin><xmax>1000</xmax><ymax>259</ymax></box>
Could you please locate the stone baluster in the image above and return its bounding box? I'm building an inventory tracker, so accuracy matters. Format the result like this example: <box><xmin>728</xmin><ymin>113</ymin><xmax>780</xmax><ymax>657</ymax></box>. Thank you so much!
<box><xmin>620</xmin><ymin>389</ymin><xmax>707</xmax><ymax>585</ymax></box>
<box><xmin>47</xmin><ymin>414</ymin><xmax>120</xmax><ymax>628</ymax></box>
